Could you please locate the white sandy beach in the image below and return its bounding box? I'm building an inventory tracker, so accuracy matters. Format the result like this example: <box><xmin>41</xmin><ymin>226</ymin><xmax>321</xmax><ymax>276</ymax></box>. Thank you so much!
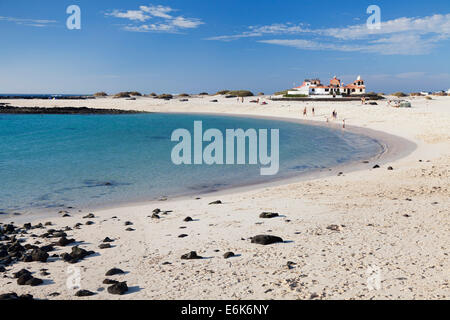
<box><xmin>0</xmin><ymin>95</ymin><xmax>449</xmax><ymax>300</ymax></box>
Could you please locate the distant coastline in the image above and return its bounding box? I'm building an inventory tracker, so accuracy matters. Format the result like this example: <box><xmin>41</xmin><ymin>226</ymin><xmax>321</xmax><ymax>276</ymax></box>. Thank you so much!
<box><xmin>0</xmin><ymin>105</ymin><xmax>146</xmax><ymax>114</ymax></box>
<box><xmin>0</xmin><ymin>94</ymin><xmax>92</xmax><ymax>100</ymax></box>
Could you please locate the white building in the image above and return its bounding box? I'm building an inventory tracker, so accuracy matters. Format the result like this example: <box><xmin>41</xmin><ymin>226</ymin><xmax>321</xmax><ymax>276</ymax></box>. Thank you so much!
<box><xmin>288</xmin><ymin>76</ymin><xmax>366</xmax><ymax>97</ymax></box>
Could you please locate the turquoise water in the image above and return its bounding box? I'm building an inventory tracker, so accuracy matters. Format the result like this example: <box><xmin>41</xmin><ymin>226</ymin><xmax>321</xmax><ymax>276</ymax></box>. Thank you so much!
<box><xmin>0</xmin><ymin>113</ymin><xmax>382</xmax><ymax>213</ymax></box>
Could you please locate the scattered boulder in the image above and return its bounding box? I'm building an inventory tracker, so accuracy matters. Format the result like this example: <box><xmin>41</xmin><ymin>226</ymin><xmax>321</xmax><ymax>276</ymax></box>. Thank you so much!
<box><xmin>125</xmin><ymin>228</ymin><xmax>135</xmax><ymax>232</ymax></box>
<box><xmin>57</xmin><ymin>236</ymin><xmax>75</xmax><ymax>247</ymax></box>
<box><xmin>105</xmin><ymin>268</ymin><xmax>125</xmax><ymax>276</ymax></box>
<box><xmin>103</xmin><ymin>279</ymin><xmax>119</xmax><ymax>285</ymax></box>
<box><xmin>107</xmin><ymin>282</ymin><xmax>128</xmax><ymax>295</ymax></box>
<box><xmin>223</xmin><ymin>252</ymin><xmax>235</xmax><ymax>259</ymax></box>
<box><xmin>61</xmin><ymin>246</ymin><xmax>95</xmax><ymax>264</ymax></box>
<box><xmin>286</xmin><ymin>261</ymin><xmax>296</xmax><ymax>270</ymax></box>
<box><xmin>326</xmin><ymin>225</ymin><xmax>341</xmax><ymax>232</ymax></box>
<box><xmin>30</xmin><ymin>248</ymin><xmax>49</xmax><ymax>262</ymax></box>
<box><xmin>373</xmin><ymin>165</ymin><xmax>380</xmax><ymax>169</ymax></box>
<box><xmin>48</xmin><ymin>292</ymin><xmax>60</xmax><ymax>297</ymax></box>
<box><xmin>259</xmin><ymin>212</ymin><xmax>279</xmax><ymax>219</ymax></box>
<box><xmin>181</xmin><ymin>251</ymin><xmax>202</xmax><ymax>260</ymax></box>
<box><xmin>183</xmin><ymin>217</ymin><xmax>193</xmax><ymax>222</ymax></box>
<box><xmin>17</xmin><ymin>274</ymin><xmax>43</xmax><ymax>286</ymax></box>
<box><xmin>83</xmin><ymin>213</ymin><xmax>95</xmax><ymax>219</ymax></box>
<box><xmin>178</xmin><ymin>234</ymin><xmax>188</xmax><ymax>238</ymax></box>
<box><xmin>103</xmin><ymin>237</ymin><xmax>114</xmax><ymax>243</ymax></box>
<box><xmin>13</xmin><ymin>269</ymin><xmax>31</xmax><ymax>278</ymax></box>
<box><xmin>99</xmin><ymin>243</ymin><xmax>111</xmax><ymax>249</ymax></box>
<box><xmin>209</xmin><ymin>200</ymin><xmax>222</xmax><ymax>205</ymax></box>
<box><xmin>75</xmin><ymin>290</ymin><xmax>96</xmax><ymax>297</ymax></box>
<box><xmin>124</xmin><ymin>221</ymin><xmax>133</xmax><ymax>226</ymax></box>
<box><xmin>251</xmin><ymin>235</ymin><xmax>284</xmax><ymax>245</ymax></box>
<box><xmin>151</xmin><ymin>213</ymin><xmax>160</xmax><ymax>219</ymax></box>
<box><xmin>0</xmin><ymin>292</ymin><xmax>33</xmax><ymax>300</ymax></box>
<box><xmin>388</xmin><ymin>166</ymin><xmax>394</xmax><ymax>170</ymax></box>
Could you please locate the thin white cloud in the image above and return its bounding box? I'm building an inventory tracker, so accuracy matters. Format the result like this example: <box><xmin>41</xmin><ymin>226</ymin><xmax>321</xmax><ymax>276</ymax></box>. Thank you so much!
<box><xmin>320</xmin><ymin>14</ymin><xmax>450</xmax><ymax>40</ymax></box>
<box><xmin>106</xmin><ymin>4</ymin><xmax>204</xmax><ymax>33</ymax></box>
<box><xmin>107</xmin><ymin>10</ymin><xmax>150</xmax><ymax>22</ymax></box>
<box><xmin>0</xmin><ymin>16</ymin><xmax>57</xmax><ymax>27</ymax></box>
<box><xmin>140</xmin><ymin>5</ymin><xmax>174</xmax><ymax>19</ymax></box>
<box><xmin>208</xmin><ymin>14</ymin><xmax>450</xmax><ymax>55</ymax></box>
<box><xmin>206</xmin><ymin>23</ymin><xmax>309</xmax><ymax>41</ymax></box>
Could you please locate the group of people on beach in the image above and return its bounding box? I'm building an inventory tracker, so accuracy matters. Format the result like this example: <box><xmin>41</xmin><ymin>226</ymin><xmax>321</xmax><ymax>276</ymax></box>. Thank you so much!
<box><xmin>302</xmin><ymin>107</ymin><xmax>315</xmax><ymax>117</ymax></box>
<box><xmin>239</xmin><ymin>97</ymin><xmax>268</xmax><ymax>105</ymax></box>
<box><xmin>302</xmin><ymin>106</ymin><xmax>345</xmax><ymax>128</ymax></box>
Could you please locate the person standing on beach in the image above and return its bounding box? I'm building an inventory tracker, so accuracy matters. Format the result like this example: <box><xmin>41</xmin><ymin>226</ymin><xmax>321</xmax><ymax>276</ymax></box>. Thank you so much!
<box><xmin>343</xmin><ymin>119</ymin><xmax>346</xmax><ymax>129</ymax></box>
<box><xmin>303</xmin><ymin>107</ymin><xmax>307</xmax><ymax>117</ymax></box>
<box><xmin>312</xmin><ymin>107</ymin><xmax>315</xmax><ymax>116</ymax></box>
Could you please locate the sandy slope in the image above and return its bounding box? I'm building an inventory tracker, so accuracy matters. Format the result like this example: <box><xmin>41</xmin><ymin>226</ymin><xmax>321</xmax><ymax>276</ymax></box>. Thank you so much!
<box><xmin>0</xmin><ymin>95</ymin><xmax>449</xmax><ymax>300</ymax></box>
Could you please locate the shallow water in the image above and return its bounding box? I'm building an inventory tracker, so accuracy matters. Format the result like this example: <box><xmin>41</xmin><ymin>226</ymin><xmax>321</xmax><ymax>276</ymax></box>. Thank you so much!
<box><xmin>0</xmin><ymin>113</ymin><xmax>382</xmax><ymax>213</ymax></box>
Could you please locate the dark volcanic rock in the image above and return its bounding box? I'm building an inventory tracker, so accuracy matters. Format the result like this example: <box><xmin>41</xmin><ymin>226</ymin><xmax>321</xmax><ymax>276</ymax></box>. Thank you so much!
<box><xmin>17</xmin><ymin>273</ymin><xmax>33</xmax><ymax>285</ymax></box>
<box><xmin>61</xmin><ymin>246</ymin><xmax>95</xmax><ymax>264</ymax></box>
<box><xmin>17</xmin><ymin>273</ymin><xmax>43</xmax><ymax>286</ymax></box>
<box><xmin>125</xmin><ymin>227</ymin><xmax>135</xmax><ymax>232</ymax></box>
<box><xmin>181</xmin><ymin>251</ymin><xmax>202</xmax><ymax>260</ymax></box>
<box><xmin>99</xmin><ymin>243</ymin><xmax>111</xmax><ymax>249</ymax></box>
<box><xmin>103</xmin><ymin>279</ymin><xmax>119</xmax><ymax>285</ymax></box>
<box><xmin>75</xmin><ymin>290</ymin><xmax>96</xmax><ymax>297</ymax></box>
<box><xmin>26</xmin><ymin>277</ymin><xmax>43</xmax><ymax>286</ymax></box>
<box><xmin>183</xmin><ymin>217</ymin><xmax>193</xmax><ymax>222</ymax></box>
<box><xmin>251</xmin><ymin>235</ymin><xmax>284</xmax><ymax>245</ymax></box>
<box><xmin>31</xmin><ymin>248</ymin><xmax>49</xmax><ymax>262</ymax></box>
<box><xmin>373</xmin><ymin>164</ymin><xmax>380</xmax><ymax>169</ymax></box>
<box><xmin>107</xmin><ymin>282</ymin><xmax>128</xmax><ymax>295</ymax></box>
<box><xmin>259</xmin><ymin>212</ymin><xmax>279</xmax><ymax>219</ymax></box>
<box><xmin>105</xmin><ymin>268</ymin><xmax>125</xmax><ymax>276</ymax></box>
<box><xmin>0</xmin><ymin>292</ymin><xmax>34</xmax><ymax>300</ymax></box>
<box><xmin>209</xmin><ymin>200</ymin><xmax>222</xmax><ymax>205</ymax></box>
<box><xmin>83</xmin><ymin>213</ymin><xmax>95</xmax><ymax>219</ymax></box>
<box><xmin>326</xmin><ymin>224</ymin><xmax>341</xmax><ymax>232</ymax></box>
<box><xmin>178</xmin><ymin>234</ymin><xmax>188</xmax><ymax>238</ymax></box>
<box><xmin>103</xmin><ymin>237</ymin><xmax>114</xmax><ymax>243</ymax></box>
<box><xmin>40</xmin><ymin>245</ymin><xmax>54</xmax><ymax>252</ymax></box>
<box><xmin>13</xmin><ymin>269</ymin><xmax>31</xmax><ymax>278</ymax></box>
<box><xmin>124</xmin><ymin>221</ymin><xmax>133</xmax><ymax>226</ymax></box>
<box><xmin>57</xmin><ymin>236</ymin><xmax>75</xmax><ymax>247</ymax></box>
<box><xmin>223</xmin><ymin>252</ymin><xmax>235</xmax><ymax>259</ymax></box>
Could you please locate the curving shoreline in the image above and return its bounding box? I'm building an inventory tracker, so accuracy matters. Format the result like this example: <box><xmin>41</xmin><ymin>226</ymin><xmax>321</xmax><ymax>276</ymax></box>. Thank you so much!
<box><xmin>0</xmin><ymin>96</ymin><xmax>449</xmax><ymax>300</ymax></box>
<box><xmin>0</xmin><ymin>111</ymin><xmax>411</xmax><ymax>223</ymax></box>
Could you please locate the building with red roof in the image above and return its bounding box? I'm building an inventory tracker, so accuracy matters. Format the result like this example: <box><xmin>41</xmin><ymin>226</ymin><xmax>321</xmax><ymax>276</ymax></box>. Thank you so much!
<box><xmin>288</xmin><ymin>76</ymin><xmax>366</xmax><ymax>97</ymax></box>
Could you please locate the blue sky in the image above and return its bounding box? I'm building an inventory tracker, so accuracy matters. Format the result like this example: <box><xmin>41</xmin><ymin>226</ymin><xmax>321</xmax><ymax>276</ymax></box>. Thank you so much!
<box><xmin>0</xmin><ymin>0</ymin><xmax>449</xmax><ymax>94</ymax></box>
